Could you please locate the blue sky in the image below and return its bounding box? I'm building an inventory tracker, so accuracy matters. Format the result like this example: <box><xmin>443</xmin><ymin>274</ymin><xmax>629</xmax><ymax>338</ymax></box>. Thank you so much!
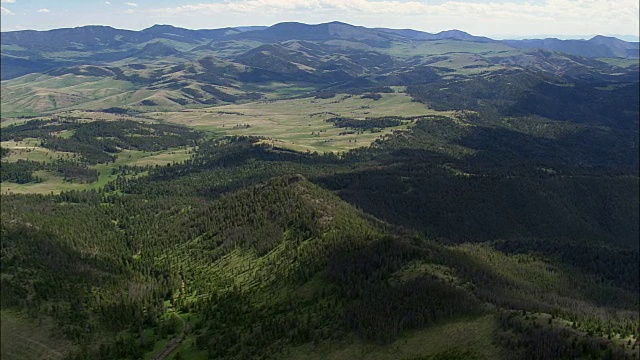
<box><xmin>1</xmin><ymin>0</ymin><xmax>638</xmax><ymax>39</ymax></box>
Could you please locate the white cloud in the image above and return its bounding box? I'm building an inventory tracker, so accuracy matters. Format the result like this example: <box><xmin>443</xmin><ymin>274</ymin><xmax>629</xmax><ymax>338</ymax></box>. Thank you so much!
<box><xmin>125</xmin><ymin>8</ymin><xmax>135</xmax><ymax>14</ymax></box>
<box><xmin>0</xmin><ymin>6</ymin><xmax>14</xmax><ymax>15</ymax></box>
<box><xmin>105</xmin><ymin>1</ymin><xmax>111</xmax><ymax>4</ymax></box>
<box><xmin>125</xmin><ymin>2</ymin><xmax>137</xmax><ymax>7</ymax></box>
<box><xmin>148</xmin><ymin>0</ymin><xmax>639</xmax><ymax>34</ymax></box>
<box><xmin>37</xmin><ymin>8</ymin><xmax>50</xmax><ymax>13</ymax></box>
<box><xmin>0</xmin><ymin>0</ymin><xmax>16</xmax><ymax>3</ymax></box>
<box><xmin>152</xmin><ymin>0</ymin><xmax>638</xmax><ymax>19</ymax></box>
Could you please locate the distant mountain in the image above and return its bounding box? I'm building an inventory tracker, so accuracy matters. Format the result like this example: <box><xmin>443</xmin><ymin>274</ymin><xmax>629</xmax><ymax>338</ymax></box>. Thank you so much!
<box><xmin>1</xmin><ymin>21</ymin><xmax>639</xmax><ymax>81</ymax></box>
<box><xmin>433</xmin><ymin>29</ymin><xmax>495</xmax><ymax>43</ymax></box>
<box><xmin>378</xmin><ymin>28</ymin><xmax>495</xmax><ymax>43</ymax></box>
<box><xmin>234</xmin><ymin>41</ymin><xmax>395</xmax><ymax>77</ymax></box>
<box><xmin>2</xmin><ymin>21</ymin><xmax>637</xmax><ymax>56</ymax></box>
<box><xmin>227</xmin><ymin>21</ymin><xmax>403</xmax><ymax>46</ymax></box>
<box><xmin>140</xmin><ymin>24</ymin><xmax>238</xmax><ymax>42</ymax></box>
<box><xmin>504</xmin><ymin>36</ymin><xmax>639</xmax><ymax>59</ymax></box>
<box><xmin>588</xmin><ymin>35</ymin><xmax>640</xmax><ymax>58</ymax></box>
<box><xmin>0</xmin><ymin>24</ymin><xmax>236</xmax><ymax>52</ymax></box>
<box><xmin>0</xmin><ymin>53</ymin><xmax>69</xmax><ymax>80</ymax></box>
<box><xmin>3</xmin><ymin>22</ymin><xmax>636</xmax><ymax>55</ymax></box>
<box><xmin>233</xmin><ymin>26</ymin><xmax>269</xmax><ymax>32</ymax></box>
<box><xmin>132</xmin><ymin>41</ymin><xmax>182</xmax><ymax>59</ymax></box>
<box><xmin>498</xmin><ymin>34</ymin><xmax>640</xmax><ymax>42</ymax></box>
<box><xmin>1</xmin><ymin>25</ymin><xmax>147</xmax><ymax>51</ymax></box>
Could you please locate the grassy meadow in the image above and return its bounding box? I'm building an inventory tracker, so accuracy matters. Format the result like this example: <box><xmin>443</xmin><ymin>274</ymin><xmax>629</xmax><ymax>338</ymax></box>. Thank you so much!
<box><xmin>0</xmin><ymin>89</ymin><xmax>450</xmax><ymax>194</ymax></box>
<box><xmin>153</xmin><ymin>92</ymin><xmax>452</xmax><ymax>153</ymax></box>
<box><xmin>1</xmin><ymin>90</ymin><xmax>449</xmax><ymax>193</ymax></box>
<box><xmin>1</xmin><ymin>146</ymin><xmax>193</xmax><ymax>195</ymax></box>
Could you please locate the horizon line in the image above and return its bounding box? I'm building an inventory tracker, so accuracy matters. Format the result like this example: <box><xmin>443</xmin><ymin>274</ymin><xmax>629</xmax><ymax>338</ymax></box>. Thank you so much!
<box><xmin>1</xmin><ymin>21</ymin><xmax>638</xmax><ymax>42</ymax></box>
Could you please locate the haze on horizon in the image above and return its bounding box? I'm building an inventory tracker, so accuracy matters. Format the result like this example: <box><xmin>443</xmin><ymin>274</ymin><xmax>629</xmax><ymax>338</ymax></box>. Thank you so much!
<box><xmin>1</xmin><ymin>0</ymin><xmax>638</xmax><ymax>40</ymax></box>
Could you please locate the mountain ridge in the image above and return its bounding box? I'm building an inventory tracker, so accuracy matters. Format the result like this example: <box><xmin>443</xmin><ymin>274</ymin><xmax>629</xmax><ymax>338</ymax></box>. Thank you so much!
<box><xmin>2</xmin><ymin>21</ymin><xmax>637</xmax><ymax>81</ymax></box>
<box><xmin>2</xmin><ymin>21</ymin><xmax>636</xmax><ymax>56</ymax></box>
<box><xmin>3</xmin><ymin>21</ymin><xmax>635</xmax><ymax>43</ymax></box>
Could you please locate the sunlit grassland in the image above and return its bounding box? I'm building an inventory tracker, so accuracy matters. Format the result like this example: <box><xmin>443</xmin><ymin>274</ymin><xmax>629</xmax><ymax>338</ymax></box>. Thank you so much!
<box><xmin>595</xmin><ymin>57</ymin><xmax>640</xmax><ymax>68</ymax></box>
<box><xmin>1</xmin><ymin>170</ymin><xmax>82</xmax><ymax>194</ymax></box>
<box><xmin>2</xmin><ymin>138</ymin><xmax>190</xmax><ymax>166</ymax></box>
<box><xmin>1</xmin><ymin>139</ymin><xmax>75</xmax><ymax>163</ymax></box>
<box><xmin>381</xmin><ymin>40</ymin><xmax>517</xmax><ymax>58</ymax></box>
<box><xmin>0</xmin><ymin>74</ymin><xmax>136</xmax><ymax>116</ymax></box>
<box><xmin>246</xmin><ymin>82</ymin><xmax>319</xmax><ymax>99</ymax></box>
<box><xmin>57</xmin><ymin>88</ymin><xmax>153</xmax><ymax>111</ymax></box>
<box><xmin>1</xmin><ymin>146</ymin><xmax>193</xmax><ymax>194</ymax></box>
<box><xmin>0</xmin><ymin>117</ymin><xmax>37</xmax><ymax>128</ymax></box>
<box><xmin>153</xmin><ymin>92</ymin><xmax>453</xmax><ymax>153</ymax></box>
<box><xmin>0</xmin><ymin>110</ymin><xmax>155</xmax><ymax>129</ymax></box>
<box><xmin>416</xmin><ymin>53</ymin><xmax>511</xmax><ymax>76</ymax></box>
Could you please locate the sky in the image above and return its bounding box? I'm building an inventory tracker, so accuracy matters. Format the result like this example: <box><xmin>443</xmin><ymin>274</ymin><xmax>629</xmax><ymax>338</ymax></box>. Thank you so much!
<box><xmin>1</xmin><ymin>0</ymin><xmax>638</xmax><ymax>39</ymax></box>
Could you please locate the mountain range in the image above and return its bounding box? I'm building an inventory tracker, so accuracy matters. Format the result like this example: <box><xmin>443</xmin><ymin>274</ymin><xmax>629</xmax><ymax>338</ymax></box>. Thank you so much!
<box><xmin>1</xmin><ymin>21</ymin><xmax>638</xmax><ymax>80</ymax></box>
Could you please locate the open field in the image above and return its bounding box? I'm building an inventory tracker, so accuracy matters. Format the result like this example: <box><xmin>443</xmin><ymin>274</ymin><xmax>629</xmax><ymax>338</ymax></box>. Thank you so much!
<box><xmin>1</xmin><ymin>170</ymin><xmax>90</xmax><ymax>194</ymax></box>
<box><xmin>1</xmin><ymin>146</ymin><xmax>193</xmax><ymax>194</ymax></box>
<box><xmin>154</xmin><ymin>92</ymin><xmax>452</xmax><ymax>153</ymax></box>
<box><xmin>0</xmin><ymin>111</ymin><xmax>156</xmax><ymax>129</ymax></box>
<box><xmin>381</xmin><ymin>40</ymin><xmax>517</xmax><ymax>58</ymax></box>
<box><xmin>1</xmin><ymin>117</ymin><xmax>48</xmax><ymax>128</ymax></box>
<box><xmin>1</xmin><ymin>91</ymin><xmax>449</xmax><ymax>193</ymax></box>
<box><xmin>425</xmin><ymin>53</ymin><xmax>510</xmax><ymax>75</ymax></box>
<box><xmin>119</xmin><ymin>147</ymin><xmax>193</xmax><ymax>167</ymax></box>
<box><xmin>1</xmin><ymin>139</ymin><xmax>76</xmax><ymax>163</ymax></box>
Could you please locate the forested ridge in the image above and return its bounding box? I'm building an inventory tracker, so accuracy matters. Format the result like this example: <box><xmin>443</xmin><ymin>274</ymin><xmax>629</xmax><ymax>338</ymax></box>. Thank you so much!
<box><xmin>2</xmin><ymin>120</ymin><xmax>638</xmax><ymax>358</ymax></box>
<box><xmin>2</xmin><ymin>95</ymin><xmax>638</xmax><ymax>359</ymax></box>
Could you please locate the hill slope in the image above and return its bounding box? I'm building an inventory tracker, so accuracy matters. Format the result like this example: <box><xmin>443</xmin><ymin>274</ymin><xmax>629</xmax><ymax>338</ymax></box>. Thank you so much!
<box><xmin>2</xmin><ymin>136</ymin><xmax>638</xmax><ymax>359</ymax></box>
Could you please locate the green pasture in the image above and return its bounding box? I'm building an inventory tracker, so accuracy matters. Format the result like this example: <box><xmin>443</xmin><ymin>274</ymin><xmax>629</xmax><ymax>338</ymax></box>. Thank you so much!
<box><xmin>1</xmin><ymin>146</ymin><xmax>193</xmax><ymax>194</ymax></box>
<box><xmin>154</xmin><ymin>92</ymin><xmax>452</xmax><ymax>153</ymax></box>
